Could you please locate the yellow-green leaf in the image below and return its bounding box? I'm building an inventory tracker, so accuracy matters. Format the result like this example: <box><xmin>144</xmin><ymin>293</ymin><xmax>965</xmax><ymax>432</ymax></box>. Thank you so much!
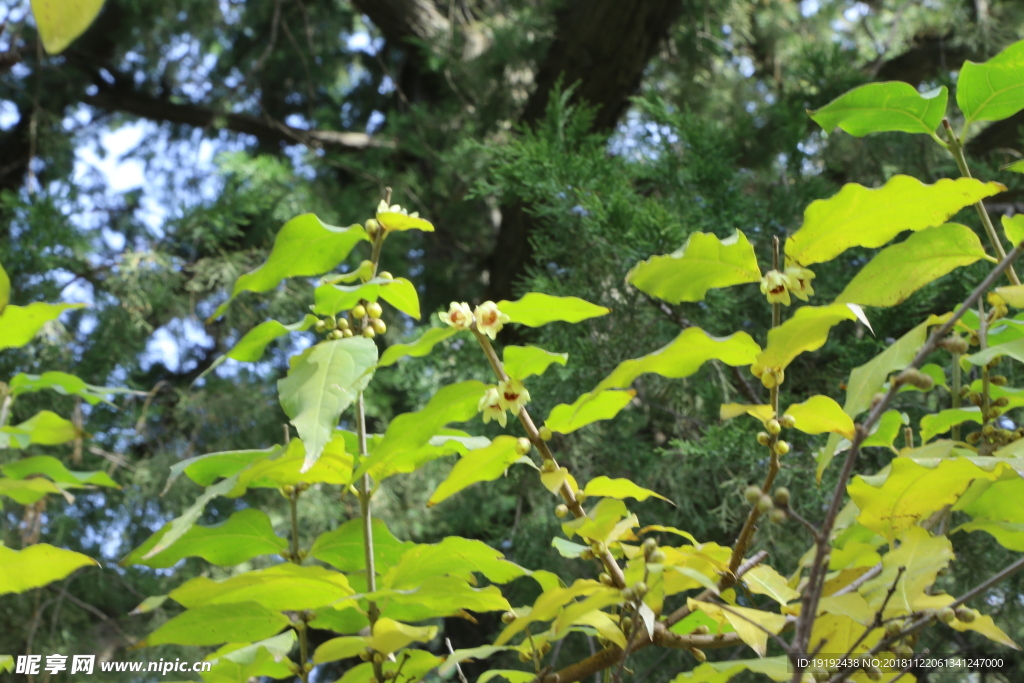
<box><xmin>686</xmin><ymin>599</ymin><xmax>787</xmax><ymax>657</ymax></box>
<box><xmin>32</xmin><ymin>0</ymin><xmax>105</xmax><ymax>54</ymax></box>
<box><xmin>0</xmin><ymin>302</ymin><xmax>85</xmax><ymax>351</ymax></box>
<box><xmin>913</xmin><ymin>593</ymin><xmax>1018</xmax><ymax>648</ymax></box>
<box><xmin>783</xmin><ymin>395</ymin><xmax>855</xmax><ymax>439</ymax></box>
<box><xmin>494</xmin><ymin>579</ymin><xmax>608</xmax><ymax>645</ymax></box>
<box><xmin>169</xmin><ymin>563</ymin><xmax>352</xmax><ymax>611</ymax></box>
<box><xmin>2</xmin><ymin>410</ymin><xmax>79</xmax><ymax>447</ymax></box>
<box><xmin>784</xmin><ymin>175</ymin><xmax>1004</xmax><ymax>267</ymax></box>
<box><xmin>626</xmin><ymin>230</ymin><xmax>761</xmax><ymax>303</ymax></box>
<box><xmin>314</xmin><ymin>636</ymin><xmax>369</xmax><ymax>664</ymax></box>
<box><xmin>849</xmin><ymin>457</ymin><xmax>1007</xmax><ymax>542</ymax></box>
<box><xmin>860</xmin><ymin>526</ymin><xmax>953</xmax><ymax>617</ymax></box>
<box><xmin>835</xmin><ymin>223</ymin><xmax>989</xmax><ymax>307</ymax></box>
<box><xmin>963</xmin><ymin>337</ymin><xmax>1024</xmax><ymax>368</ymax></box>
<box><xmin>2</xmin><ymin>455</ymin><xmax>117</xmax><ymax>489</ymax></box>
<box><xmin>377</xmin><ymin>211</ymin><xmax>434</xmax><ymax>232</ymax></box>
<box><xmin>0</xmin><ymin>477</ymin><xmax>64</xmax><ymax>504</ymax></box>
<box><xmin>583</xmin><ymin>476</ymin><xmax>673</xmax><ymax>504</ymax></box>
<box><xmin>809</xmin><ymin>82</ymin><xmax>948</xmax><ymax>137</ymax></box>
<box><xmin>310</xmin><ymin>518</ymin><xmax>414</xmax><ymax>573</ymax></box>
<box><xmin>596</xmin><ymin>327</ymin><xmax>760</xmax><ymax>392</ymax></box>
<box><xmin>996</xmin><ymin>284</ymin><xmax>1024</xmax><ymax>307</ymax></box>
<box><xmin>1002</xmin><ymin>213</ymin><xmax>1024</xmax><ymax>248</ymax></box>
<box><xmin>0</xmin><ymin>544</ymin><xmax>98</xmax><ymax>596</ymax></box>
<box><xmin>920</xmin><ymin>407</ymin><xmax>983</xmax><ymax>442</ymax></box>
<box><xmin>545</xmin><ymin>390</ymin><xmax>635</xmax><ymax>434</ymax></box>
<box><xmin>0</xmin><ymin>262</ymin><xmax>9</xmax><ymax>312</ymax></box>
<box><xmin>207</xmin><ymin>315</ymin><xmax>319</xmax><ymax>373</ymax></box>
<box><xmin>378</xmin><ymin>277</ymin><xmax>421</xmax><ymax>319</ymax></box>
<box><xmin>211</xmin><ymin>215</ymin><xmax>367</xmax><ymax>320</ymax></box>
<box><xmin>670</xmin><ymin>657</ymin><xmax>795</xmax><ymax>683</ymax></box>
<box><xmin>720</xmin><ymin>403</ymin><xmax>774</xmax><ymax>424</ymax></box>
<box><xmin>756</xmin><ymin>304</ymin><xmax>863</xmax><ymax>372</ymax></box>
<box><xmin>427</xmin><ymin>436</ymin><xmax>524</xmax><ymax>506</ymax></box>
<box><xmin>958</xmin><ymin>39</ymin><xmax>1024</xmax><ymax>127</ymax></box>
<box><xmin>382</xmin><ymin>536</ymin><xmax>527</xmax><ymax>588</ymax></box>
<box><xmin>496</xmin><ymin>293</ymin><xmax>609</xmax><ymax>327</ymax></box>
<box><xmin>861</xmin><ymin>410</ymin><xmax>909</xmax><ymax>450</ymax></box>
<box><xmin>368</xmin><ymin>618</ymin><xmax>437</xmax><ymax>654</ymax></box>
<box><xmin>503</xmin><ymin>345</ymin><xmax>568</xmax><ymax>380</ymax></box>
<box><xmin>144</xmin><ymin>601</ymin><xmax>290</xmax><ymax>647</ymax></box>
<box><xmin>378</xmin><ymin>326</ymin><xmax>457</xmax><ymax>368</ymax></box>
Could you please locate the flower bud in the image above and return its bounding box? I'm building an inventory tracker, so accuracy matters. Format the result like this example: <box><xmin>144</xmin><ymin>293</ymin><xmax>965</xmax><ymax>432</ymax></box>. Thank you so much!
<box><xmin>750</xmin><ymin>363</ymin><xmax>765</xmax><ymax>378</ymax></box>
<box><xmin>969</xmin><ymin>391</ymin><xmax>983</xmax><ymax>406</ymax></box>
<box><xmin>761</xmin><ymin>370</ymin><xmax>778</xmax><ymax>389</ymax></box>
<box><xmin>744</xmin><ymin>485</ymin><xmax>762</xmax><ymax>504</ymax></box>
<box><xmin>502</xmin><ymin>611</ymin><xmax>516</xmax><ymax>624</ymax></box>
<box><xmin>955</xmin><ymin>607</ymin><xmax>976</xmax><ymax>623</ymax></box>
<box><xmin>991</xmin><ymin>375</ymin><xmax>1008</xmax><ymax>386</ymax></box>
<box><xmin>780</xmin><ymin>414</ymin><xmax>796</xmax><ymax>429</ymax></box>
<box><xmin>328</xmin><ymin>329</ymin><xmax>343</xmax><ymax>340</ymax></box>
<box><xmin>959</xmin><ymin>386</ymin><xmax>971</xmax><ymax>398</ymax></box>
<box><xmin>342</xmin><ymin>328</ymin><xmax>353</xmax><ymax>337</ymax></box>
<box><xmin>885</xmin><ymin>621</ymin><xmax>902</xmax><ymax>637</ymax></box>
<box><xmin>693</xmin><ymin>625</ymin><xmax>710</xmax><ymax>635</ymax></box>
<box><xmin>379</xmin><ymin>271</ymin><xmax>393</xmax><ymax>279</ymax></box>
<box><xmin>994</xmin><ymin>397</ymin><xmax>1010</xmax><ymax>407</ymax></box>
<box><xmin>580</xmin><ymin>549</ymin><xmax>594</xmax><ymax>560</ymax></box>
<box><xmin>756</xmin><ymin>432</ymin><xmax>771</xmax><ymax>446</ymax></box>
<box><xmin>621</xmin><ymin>588</ymin><xmax>636</xmax><ymax>602</ymax></box>
<box><xmin>767</xmin><ymin>418</ymin><xmax>781</xmax><ymax>435</ymax></box>
<box><xmin>773</xmin><ymin>440</ymin><xmax>790</xmax><ymax>456</ymax></box>
<box><xmin>642</xmin><ymin>538</ymin><xmax>658</xmax><ymax>556</ymax></box>
<box><xmin>591</xmin><ymin>541</ymin><xmax>606</xmax><ymax>556</ymax></box>
<box><xmin>769</xmin><ymin>508</ymin><xmax>787</xmax><ymax>524</ymax></box>
<box><xmin>362</xmin><ymin>326</ymin><xmax>376</xmax><ymax>339</ymax></box>
<box><xmin>773</xmin><ymin>487</ymin><xmax>790</xmax><ymax>505</ymax></box>
<box><xmin>352</xmin><ymin>304</ymin><xmax>367</xmax><ymax>319</ymax></box>
<box><xmin>282</xmin><ymin>484</ymin><xmax>295</xmax><ymax>496</ymax></box>
<box><xmin>315</xmin><ymin>319</ymin><xmax>326</xmax><ymax>332</ymax></box>
<box><xmin>620</xmin><ymin>616</ymin><xmax>633</xmax><ymax>633</ymax></box>
<box><xmin>555</xmin><ymin>504</ymin><xmax>569</xmax><ymax>518</ymax></box>
<box><xmin>539</xmin><ymin>426</ymin><xmax>553</xmax><ymax>441</ymax></box>
<box><xmin>867</xmin><ymin>667</ymin><xmax>882</xmax><ymax>681</ymax></box>
<box><xmin>757</xmin><ymin>495</ymin><xmax>774</xmax><ymax>513</ymax></box>
<box><xmin>599</xmin><ymin>572</ymin><xmax>613</xmax><ymax>586</ymax></box>
<box><xmin>969</xmin><ymin>333</ymin><xmax>980</xmax><ymax>346</ymax></box>
<box><xmin>939</xmin><ymin>335</ymin><xmax>969</xmax><ymax>355</ymax></box>
<box><xmin>372</xmin><ymin>318</ymin><xmax>387</xmax><ymax>334</ymax></box>
<box><xmin>373</xmin><ymin>652</ymin><xmax>385</xmax><ymax>664</ymax></box>
<box><xmin>633</xmin><ymin>581</ymin><xmax>648</xmax><ymax>596</ymax></box>
<box><xmin>515</xmin><ymin>437</ymin><xmax>532</xmax><ymax>455</ymax></box>
<box><xmin>939</xmin><ymin>607</ymin><xmax>956</xmax><ymax>624</ymax></box>
<box><xmin>541</xmin><ymin>459</ymin><xmax>557</xmax><ymax>473</ymax></box>
<box><xmin>691</xmin><ymin>648</ymin><xmax>707</xmax><ymax>663</ymax></box>
<box><xmin>365</xmin><ymin>218</ymin><xmax>380</xmax><ymax>238</ymax></box>
<box><xmin>966</xmin><ymin>431</ymin><xmax>982</xmax><ymax>444</ymax></box>
<box><xmin>367</xmin><ymin>301</ymin><xmax>383</xmax><ymax>318</ymax></box>
<box><xmin>649</xmin><ymin>550</ymin><xmax>666</xmax><ymax>564</ymax></box>
<box><xmin>983</xmin><ymin>423</ymin><xmax>997</xmax><ymax>437</ymax></box>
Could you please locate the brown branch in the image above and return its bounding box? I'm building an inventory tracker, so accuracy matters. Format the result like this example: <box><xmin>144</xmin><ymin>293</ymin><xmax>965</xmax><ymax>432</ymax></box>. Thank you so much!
<box><xmin>351</xmin><ymin>0</ymin><xmax>450</xmax><ymax>45</ymax></box>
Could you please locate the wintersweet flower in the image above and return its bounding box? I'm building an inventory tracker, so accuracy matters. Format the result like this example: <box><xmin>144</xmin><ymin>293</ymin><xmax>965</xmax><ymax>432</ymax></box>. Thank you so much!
<box><xmin>474</xmin><ymin>301</ymin><xmax>510</xmax><ymax>339</ymax></box>
<box><xmin>760</xmin><ymin>269</ymin><xmax>791</xmax><ymax>306</ymax></box>
<box><xmin>439</xmin><ymin>301</ymin><xmax>474</xmax><ymax>330</ymax></box>
<box><xmin>785</xmin><ymin>266</ymin><xmax>815</xmax><ymax>301</ymax></box>
<box><xmin>376</xmin><ymin>200</ymin><xmax>419</xmax><ymax>218</ymax></box>
<box><xmin>478</xmin><ymin>387</ymin><xmax>507</xmax><ymax>427</ymax></box>
<box><xmin>497</xmin><ymin>378</ymin><xmax>530</xmax><ymax>414</ymax></box>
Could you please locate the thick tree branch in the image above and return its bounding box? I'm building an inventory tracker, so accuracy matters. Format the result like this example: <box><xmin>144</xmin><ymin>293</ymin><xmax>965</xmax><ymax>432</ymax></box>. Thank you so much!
<box><xmin>350</xmin><ymin>0</ymin><xmax>449</xmax><ymax>45</ymax></box>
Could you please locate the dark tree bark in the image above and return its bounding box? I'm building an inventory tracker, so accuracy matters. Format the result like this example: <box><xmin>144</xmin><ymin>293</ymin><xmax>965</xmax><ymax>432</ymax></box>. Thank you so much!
<box><xmin>486</xmin><ymin>0</ymin><xmax>685</xmax><ymax>301</ymax></box>
<box><xmin>350</xmin><ymin>0</ymin><xmax>450</xmax><ymax>45</ymax></box>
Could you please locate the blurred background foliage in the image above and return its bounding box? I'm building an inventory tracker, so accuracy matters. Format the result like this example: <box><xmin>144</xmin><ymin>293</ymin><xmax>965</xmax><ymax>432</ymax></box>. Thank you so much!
<box><xmin>1</xmin><ymin>0</ymin><xmax>1024</xmax><ymax>680</ymax></box>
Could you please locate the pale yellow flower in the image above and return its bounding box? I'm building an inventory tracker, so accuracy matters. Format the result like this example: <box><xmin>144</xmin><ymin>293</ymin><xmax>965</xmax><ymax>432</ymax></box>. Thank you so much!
<box><xmin>478</xmin><ymin>387</ymin><xmax>507</xmax><ymax>427</ymax></box>
<box><xmin>785</xmin><ymin>266</ymin><xmax>815</xmax><ymax>302</ymax></box>
<box><xmin>760</xmin><ymin>270</ymin><xmax>791</xmax><ymax>306</ymax></box>
<box><xmin>439</xmin><ymin>301</ymin><xmax>474</xmax><ymax>330</ymax></box>
<box><xmin>474</xmin><ymin>301</ymin><xmax>510</xmax><ymax>339</ymax></box>
<box><xmin>497</xmin><ymin>378</ymin><xmax>530</xmax><ymax>414</ymax></box>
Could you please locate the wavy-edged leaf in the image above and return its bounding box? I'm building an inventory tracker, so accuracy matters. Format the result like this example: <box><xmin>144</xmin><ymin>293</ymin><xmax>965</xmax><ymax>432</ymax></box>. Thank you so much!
<box><xmin>1003</xmin><ymin>213</ymin><xmax>1024</xmax><ymax>249</ymax></box>
<box><xmin>0</xmin><ymin>544</ymin><xmax>98</xmax><ymax>596</ymax></box>
<box><xmin>313</xmin><ymin>277</ymin><xmax>420</xmax><ymax>319</ymax></box>
<box><xmin>220</xmin><ymin>314</ymin><xmax>319</xmax><ymax>364</ymax></box>
<box><xmin>2</xmin><ymin>455</ymin><xmax>117</xmax><ymax>489</ymax></box>
<box><xmin>861</xmin><ymin>410</ymin><xmax>909</xmax><ymax>450</ymax></box>
<box><xmin>428</xmin><ymin>436</ymin><xmax>524</xmax><ymax>506</ymax></box>
<box><xmin>545</xmin><ymin>389</ymin><xmax>635</xmax><ymax>434</ymax></box>
<box><xmin>785</xmin><ymin>176</ymin><xmax>1004</xmax><ymax>267</ymax></box>
<box><xmin>720</xmin><ymin>403</ymin><xmax>774</xmax><ymax>424</ymax></box>
<box><xmin>503</xmin><ymin>345</ymin><xmax>567</xmax><ymax>380</ymax></box>
<box><xmin>686</xmin><ymin>599</ymin><xmax>787</xmax><ymax>657</ymax></box>
<box><xmin>596</xmin><ymin>328</ymin><xmax>760</xmax><ymax>392</ymax></box>
<box><xmin>32</xmin><ymin>0</ymin><xmax>105</xmax><ymax>54</ymax></box>
<box><xmin>164</xmin><ymin>445</ymin><xmax>280</xmax><ymax>493</ymax></box>
<box><xmin>836</xmin><ymin>223</ymin><xmax>989</xmax><ymax>307</ymax></box>
<box><xmin>583</xmin><ymin>476</ymin><xmax>673</xmax><ymax>504</ymax></box>
<box><xmin>383</xmin><ymin>536</ymin><xmax>527</xmax><ymax>588</ymax></box>
<box><xmin>0</xmin><ymin>302</ymin><xmax>85</xmax><ymax>350</ymax></box>
<box><xmin>496</xmin><ymin>293</ymin><xmax>609</xmax><ymax>327</ymax></box>
<box><xmin>860</xmin><ymin>526</ymin><xmax>953</xmax><ymax>618</ymax></box>
<box><xmin>232</xmin><ymin>435</ymin><xmax>352</xmax><ymax>493</ymax></box>
<box><xmin>920</xmin><ymin>406</ymin><xmax>983</xmax><ymax>442</ymax></box>
<box><xmin>809</xmin><ymin>82</ymin><xmax>948</xmax><ymax>136</ymax></box>
<box><xmin>626</xmin><ymin>230</ymin><xmax>761</xmax><ymax>303</ymax></box>
<box><xmin>743</xmin><ymin>565</ymin><xmax>800</xmax><ymax>605</ymax></box>
<box><xmin>211</xmin><ymin>215</ymin><xmax>367</xmax><ymax>319</ymax></box>
<box><xmin>9</xmin><ymin>371</ymin><xmax>130</xmax><ymax>405</ymax></box>
<box><xmin>122</xmin><ymin>508</ymin><xmax>287</xmax><ymax>568</ymax></box>
<box><xmin>996</xmin><ymin>284</ymin><xmax>1024</xmax><ymax>307</ymax></box>
<box><xmin>144</xmin><ymin>601</ymin><xmax>290</xmax><ymax>647</ymax></box>
<box><xmin>377</xmin><ymin>326</ymin><xmax>457</xmax><ymax>368</ymax></box>
<box><xmin>783</xmin><ymin>395</ymin><xmax>855</xmax><ymax>439</ymax></box>
<box><xmin>278</xmin><ymin>337</ymin><xmax>377</xmax><ymax>472</ymax></box>
<box><xmin>958</xmin><ymin>39</ymin><xmax>1024</xmax><ymax>127</ymax></box>
<box><xmin>1</xmin><ymin>410</ymin><xmax>79</xmax><ymax>447</ymax></box>
<box><xmin>204</xmin><ymin>632</ymin><xmax>297</xmax><ymax>681</ymax></box>
<box><xmin>757</xmin><ymin>304</ymin><xmax>863</xmax><ymax>372</ymax></box>
<box><xmin>311</xmin><ymin>518</ymin><xmax>414</xmax><ymax>573</ymax></box>
<box><xmin>494</xmin><ymin>579</ymin><xmax>610</xmax><ymax>645</ymax></box>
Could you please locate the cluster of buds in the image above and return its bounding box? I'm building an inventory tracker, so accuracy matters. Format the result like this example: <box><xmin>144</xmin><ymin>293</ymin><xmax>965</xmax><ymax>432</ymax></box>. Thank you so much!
<box><xmin>743</xmin><ymin>485</ymin><xmax>790</xmax><ymax>523</ymax></box>
<box><xmin>893</xmin><ymin>367</ymin><xmax>935</xmax><ymax>391</ymax></box>
<box><xmin>759</xmin><ymin>266</ymin><xmax>816</xmax><ymax>306</ymax></box>
<box><xmin>440</xmin><ymin>301</ymin><xmax>511</xmax><ymax>339</ymax></box>
<box><xmin>749</xmin><ymin>362</ymin><xmax>785</xmax><ymax>390</ymax></box>
<box><xmin>987</xmin><ymin>291</ymin><xmax>1010</xmax><ymax>322</ymax></box>
<box><xmin>642</xmin><ymin>537</ymin><xmax>665</xmax><ymax>564</ymax></box>
<box><xmin>478</xmin><ymin>378</ymin><xmax>531</xmax><ymax>427</ymax></box>
<box><xmin>350</xmin><ymin>301</ymin><xmax>387</xmax><ymax>339</ymax></box>
<box><xmin>755</xmin><ymin>415</ymin><xmax>793</xmax><ymax>456</ymax></box>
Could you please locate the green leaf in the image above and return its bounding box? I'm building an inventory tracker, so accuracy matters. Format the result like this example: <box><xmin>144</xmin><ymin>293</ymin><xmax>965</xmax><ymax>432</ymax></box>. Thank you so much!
<box><xmin>381</xmin><ymin>576</ymin><xmax>511</xmax><ymax>617</ymax></box>
<box><xmin>232</xmin><ymin>436</ymin><xmax>352</xmax><ymax>493</ymax></box>
<box><xmin>552</xmin><ymin>537</ymin><xmax>590</xmax><ymax>558</ymax></box>
<box><xmin>312</xmin><ymin>280</ymin><xmax>383</xmax><ymax>315</ymax></box>
<box><xmin>169</xmin><ymin>563</ymin><xmax>353</xmax><ymax>611</ymax></box>
<box><xmin>122</xmin><ymin>508</ymin><xmax>287</xmax><ymax>568</ymax></box>
<box><xmin>1002</xmin><ymin>214</ymin><xmax>1024</xmax><ymax>248</ymax></box>
<box><xmin>144</xmin><ymin>601</ymin><xmax>290</xmax><ymax>647</ymax></box>
<box><xmin>496</xmin><ymin>293</ymin><xmax>609</xmax><ymax>327</ymax></box>
<box><xmin>583</xmin><ymin>476</ymin><xmax>673</xmax><ymax>504</ymax></box>
<box><xmin>369</xmin><ymin>618</ymin><xmax>438</xmax><ymax>654</ymax></box>
<box><xmin>669</xmin><ymin>657</ymin><xmax>792</xmax><ymax>683</ymax></box>
<box><xmin>626</xmin><ymin>230</ymin><xmax>762</xmax><ymax>303</ymax></box>
<box><xmin>783</xmin><ymin>395</ymin><xmax>855</xmax><ymax>439</ymax></box>
<box><xmin>278</xmin><ymin>337</ymin><xmax>377</xmax><ymax>471</ymax></box>
<box><xmin>0</xmin><ymin>303</ymin><xmax>85</xmax><ymax>350</ymax></box>
<box><xmin>352</xmin><ymin>380</ymin><xmax>487</xmax><ymax>482</ymax></box>
<box><xmin>0</xmin><ymin>263</ymin><xmax>7</xmax><ymax>313</ymax></box>
<box><xmin>720</xmin><ymin>403</ymin><xmax>774</xmax><ymax>424</ymax></box>
<box><xmin>861</xmin><ymin>410</ymin><xmax>909</xmax><ymax>450</ymax></box>
<box><xmin>428</xmin><ymin>436</ymin><xmax>524</xmax><ymax>506</ymax></box>
<box><xmin>595</xmin><ymin>327</ymin><xmax>760</xmax><ymax>392</ymax></box>
<box><xmin>503</xmin><ymin>345</ymin><xmax>568</xmax><ymax>380</ymax></box>
<box><xmin>313</xmin><ymin>636</ymin><xmax>369</xmax><ymax>664</ymax></box>
<box><xmin>383</xmin><ymin>536</ymin><xmax>527</xmax><ymax>589</ymax></box>
<box><xmin>958</xmin><ymin>39</ymin><xmax>1024</xmax><ymax>127</ymax></box>
<box><xmin>439</xmin><ymin>646</ymin><xmax>512</xmax><ymax>677</ymax></box>
<box><xmin>849</xmin><ymin>457</ymin><xmax>1008</xmax><ymax>542</ymax></box>
<box><xmin>963</xmin><ymin>337</ymin><xmax>1024</xmax><ymax>368</ymax></box>
<box><xmin>8</xmin><ymin>371</ymin><xmax>127</xmax><ymax>405</ymax></box>
<box><xmin>919</xmin><ymin>407</ymin><xmax>983</xmax><ymax>443</ymax></box>
<box><xmin>2</xmin><ymin>410</ymin><xmax>79</xmax><ymax>447</ymax></box>
<box><xmin>163</xmin><ymin>446</ymin><xmax>280</xmax><ymax>493</ymax></box>
<box><xmin>817</xmin><ymin>314</ymin><xmax>949</xmax><ymax>479</ymax></box>
<box><xmin>0</xmin><ymin>477</ymin><xmax>64</xmax><ymax>504</ymax></box>
<box><xmin>223</xmin><ymin>314</ymin><xmax>319</xmax><ymax>363</ymax></box>
<box><xmin>204</xmin><ymin>632</ymin><xmax>297</xmax><ymax>683</ymax></box>
<box><xmin>211</xmin><ymin>215</ymin><xmax>367</xmax><ymax>319</ymax></box>
<box><xmin>1002</xmin><ymin>159</ymin><xmax>1024</xmax><ymax>174</ymax></box>
<box><xmin>139</xmin><ymin>475</ymin><xmax>239</xmax><ymax>561</ymax></box>
<box><xmin>494</xmin><ymin>579</ymin><xmax>610</xmax><ymax>645</ymax></box>
<box><xmin>784</xmin><ymin>176</ymin><xmax>1004</xmax><ymax>267</ymax></box>
<box><xmin>377</xmin><ymin>326</ymin><xmax>458</xmax><ymax>368</ymax></box>
<box><xmin>378</xmin><ymin>277</ymin><xmax>421</xmax><ymax>319</ymax></box>
<box><xmin>995</xmin><ymin>284</ymin><xmax>1024</xmax><ymax>307</ymax></box>
<box><xmin>31</xmin><ymin>0</ymin><xmax>105</xmax><ymax>53</ymax></box>
<box><xmin>835</xmin><ymin>223</ymin><xmax>989</xmax><ymax>307</ymax></box>
<box><xmin>2</xmin><ymin>455</ymin><xmax>118</xmax><ymax>488</ymax></box>
<box><xmin>310</xmin><ymin>518</ymin><xmax>414</xmax><ymax>573</ymax></box>
<box><xmin>0</xmin><ymin>655</ymin><xmax>12</xmax><ymax>674</ymax></box>
<box><xmin>0</xmin><ymin>544</ymin><xmax>98</xmax><ymax>596</ymax></box>
<box><xmin>743</xmin><ymin>565</ymin><xmax>800</xmax><ymax>605</ymax></box>
<box><xmin>545</xmin><ymin>390</ymin><xmax>635</xmax><ymax>434</ymax></box>
<box><xmin>860</xmin><ymin>526</ymin><xmax>953</xmax><ymax>618</ymax></box>
<box><xmin>687</xmin><ymin>599</ymin><xmax>787</xmax><ymax>657</ymax></box>
<box><xmin>756</xmin><ymin>304</ymin><xmax>863</xmax><ymax>372</ymax></box>
<box><xmin>956</xmin><ymin>520</ymin><xmax>1024</xmax><ymax>551</ymax></box>
<box><xmin>808</xmin><ymin>82</ymin><xmax>948</xmax><ymax>137</ymax></box>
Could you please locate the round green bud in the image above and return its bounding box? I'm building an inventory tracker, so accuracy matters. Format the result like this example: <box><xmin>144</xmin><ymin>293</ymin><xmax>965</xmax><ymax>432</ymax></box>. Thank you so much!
<box><xmin>367</xmin><ymin>301</ymin><xmax>383</xmax><ymax>319</ymax></box>
<box><xmin>342</xmin><ymin>328</ymin><xmax>353</xmax><ymax>337</ymax></box>
<box><xmin>885</xmin><ymin>621</ymin><xmax>902</xmax><ymax>637</ymax></box>
<box><xmin>773</xmin><ymin>487</ymin><xmax>790</xmax><ymax>505</ymax></box>
<box><xmin>599</xmin><ymin>572</ymin><xmax>613</xmax><ymax>586</ymax></box>
<box><xmin>379</xmin><ymin>271</ymin><xmax>393</xmax><ymax>280</ymax></box>
<box><xmin>955</xmin><ymin>607</ymin><xmax>975</xmax><ymax>623</ymax></box>
<box><xmin>352</xmin><ymin>304</ymin><xmax>367</xmax><ymax>319</ymax></box>
<box><xmin>539</xmin><ymin>426</ymin><xmax>553</xmax><ymax>441</ymax></box>
<box><xmin>315</xmin><ymin>319</ymin><xmax>326</xmax><ymax>332</ymax></box>
<box><xmin>328</xmin><ymin>329</ymin><xmax>343</xmax><ymax>340</ymax></box>
<box><xmin>337</xmin><ymin>317</ymin><xmax>350</xmax><ymax>330</ymax></box>
<box><xmin>359</xmin><ymin>649</ymin><xmax>371</xmax><ymax>661</ymax></box>
<box><xmin>371</xmin><ymin>318</ymin><xmax>387</xmax><ymax>335</ymax></box>
<box><xmin>501</xmin><ymin>611</ymin><xmax>516</xmax><ymax>624</ymax></box>
<box><xmin>373</xmin><ymin>652</ymin><xmax>385</xmax><ymax>664</ymax></box>
<box><xmin>649</xmin><ymin>549</ymin><xmax>666</xmax><ymax>564</ymax></box>
<box><xmin>969</xmin><ymin>391</ymin><xmax>983</xmax><ymax>406</ymax></box>
<box><xmin>756</xmin><ymin>432</ymin><xmax>771</xmax><ymax>446</ymax></box>
<box><xmin>282</xmin><ymin>484</ymin><xmax>295</xmax><ymax>496</ymax></box>
<box><xmin>939</xmin><ymin>607</ymin><xmax>956</xmax><ymax>624</ymax></box>
<box><xmin>590</xmin><ymin>541</ymin><xmax>606</xmax><ymax>556</ymax></box>
<box><xmin>576</xmin><ymin>491</ymin><xmax>587</xmax><ymax>505</ymax></box>
<box><xmin>773</xmin><ymin>440</ymin><xmax>790</xmax><ymax>456</ymax></box>
<box><xmin>780</xmin><ymin>414</ymin><xmax>796</xmax><ymax>429</ymax></box>
<box><xmin>761</xmin><ymin>371</ymin><xmax>778</xmax><ymax>389</ymax></box>
<box><xmin>633</xmin><ymin>581</ymin><xmax>648</xmax><ymax>596</ymax></box>
<box><xmin>515</xmin><ymin>437</ymin><xmax>532</xmax><ymax>455</ymax></box>
<box><xmin>621</xmin><ymin>588</ymin><xmax>636</xmax><ymax>602</ymax></box>
<box><xmin>993</xmin><ymin>396</ymin><xmax>1009</xmax><ymax>407</ymax></box>
<box><xmin>691</xmin><ymin>648</ymin><xmax>706</xmax><ymax>663</ymax></box>
<box><xmin>365</xmin><ymin>218</ymin><xmax>380</xmax><ymax>237</ymax></box>
<box><xmin>766</xmin><ymin>419</ymin><xmax>781</xmax><ymax>435</ymax></box>
<box><xmin>362</xmin><ymin>326</ymin><xmax>376</xmax><ymax>339</ymax></box>
<box><xmin>541</xmin><ymin>459</ymin><xmax>557</xmax><ymax>473</ymax></box>
<box><xmin>304</xmin><ymin>662</ymin><xmax>314</xmax><ymax>673</ymax></box>
<box><xmin>693</xmin><ymin>625</ymin><xmax>710</xmax><ymax>635</ymax></box>
<box><xmin>579</xmin><ymin>549</ymin><xmax>595</xmax><ymax>560</ymax></box>
<box><xmin>769</xmin><ymin>508</ymin><xmax>787</xmax><ymax>524</ymax></box>
<box><xmin>555</xmin><ymin>504</ymin><xmax>569</xmax><ymax>518</ymax></box>
<box><xmin>867</xmin><ymin>668</ymin><xmax>882</xmax><ymax>681</ymax></box>
<box><xmin>744</xmin><ymin>485</ymin><xmax>762</xmax><ymax>504</ymax></box>
<box><xmin>991</xmin><ymin>374</ymin><xmax>1008</xmax><ymax>386</ymax></box>
<box><xmin>620</xmin><ymin>616</ymin><xmax>633</xmax><ymax>633</ymax></box>
<box><xmin>642</xmin><ymin>538</ymin><xmax>658</xmax><ymax>555</ymax></box>
<box><xmin>757</xmin><ymin>495</ymin><xmax>774</xmax><ymax>513</ymax></box>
